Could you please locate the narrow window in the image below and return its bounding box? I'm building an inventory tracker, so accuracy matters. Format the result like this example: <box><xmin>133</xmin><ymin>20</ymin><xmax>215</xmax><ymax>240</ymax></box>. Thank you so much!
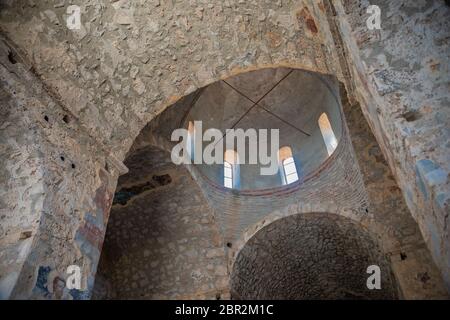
<box><xmin>224</xmin><ymin>150</ymin><xmax>239</xmax><ymax>189</ymax></box>
<box><xmin>187</xmin><ymin>121</ymin><xmax>195</xmax><ymax>162</ymax></box>
<box><xmin>318</xmin><ymin>113</ymin><xmax>338</xmax><ymax>156</ymax></box>
<box><xmin>224</xmin><ymin>161</ymin><xmax>233</xmax><ymax>189</ymax></box>
<box><xmin>278</xmin><ymin>146</ymin><xmax>299</xmax><ymax>185</ymax></box>
<box><xmin>282</xmin><ymin>157</ymin><xmax>299</xmax><ymax>184</ymax></box>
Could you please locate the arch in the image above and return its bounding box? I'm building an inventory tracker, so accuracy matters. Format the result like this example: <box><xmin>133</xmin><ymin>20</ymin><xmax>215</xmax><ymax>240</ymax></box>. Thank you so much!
<box><xmin>228</xmin><ymin>206</ymin><xmax>367</xmax><ymax>271</ymax></box>
<box><xmin>230</xmin><ymin>212</ymin><xmax>399</xmax><ymax>299</ymax></box>
<box><xmin>91</xmin><ymin>67</ymin><xmax>446</xmax><ymax>300</ymax></box>
<box><xmin>138</xmin><ymin>104</ymin><xmax>450</xmax><ymax>300</ymax></box>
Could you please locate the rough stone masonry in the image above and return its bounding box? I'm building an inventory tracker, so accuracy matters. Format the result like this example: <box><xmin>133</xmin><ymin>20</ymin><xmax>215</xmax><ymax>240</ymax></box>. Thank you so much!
<box><xmin>0</xmin><ymin>0</ymin><xmax>448</xmax><ymax>299</ymax></box>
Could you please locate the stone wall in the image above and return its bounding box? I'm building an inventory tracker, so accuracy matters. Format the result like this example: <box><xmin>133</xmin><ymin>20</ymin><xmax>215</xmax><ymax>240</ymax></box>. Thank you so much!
<box><xmin>0</xmin><ymin>0</ymin><xmax>448</xmax><ymax>299</ymax></box>
<box><xmin>0</xmin><ymin>0</ymin><xmax>336</xmax><ymax>161</ymax></box>
<box><xmin>93</xmin><ymin>146</ymin><xmax>229</xmax><ymax>300</ymax></box>
<box><xmin>342</xmin><ymin>87</ymin><xmax>448</xmax><ymax>298</ymax></box>
<box><xmin>0</xmin><ymin>42</ymin><xmax>45</xmax><ymax>299</ymax></box>
<box><xmin>231</xmin><ymin>213</ymin><xmax>398</xmax><ymax>300</ymax></box>
<box><xmin>0</xmin><ymin>38</ymin><xmax>121</xmax><ymax>299</ymax></box>
<box><xmin>320</xmin><ymin>0</ymin><xmax>450</xmax><ymax>287</ymax></box>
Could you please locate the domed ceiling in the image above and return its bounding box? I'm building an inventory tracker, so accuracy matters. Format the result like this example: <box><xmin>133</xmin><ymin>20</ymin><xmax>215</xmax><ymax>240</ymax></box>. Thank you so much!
<box><xmin>184</xmin><ymin>68</ymin><xmax>343</xmax><ymax>191</ymax></box>
<box><xmin>145</xmin><ymin>68</ymin><xmax>343</xmax><ymax>191</ymax></box>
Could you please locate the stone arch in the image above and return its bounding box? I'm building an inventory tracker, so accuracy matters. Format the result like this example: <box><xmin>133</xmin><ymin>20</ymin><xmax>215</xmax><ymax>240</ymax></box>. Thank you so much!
<box><xmin>119</xmin><ymin>61</ymin><xmax>341</xmax><ymax>163</ymax></box>
<box><xmin>0</xmin><ymin>46</ymin><xmax>339</xmax><ymax>300</ymax></box>
<box><xmin>127</xmin><ymin>66</ymin><xmax>373</xmax><ymax>252</ymax></box>
<box><xmin>93</xmin><ymin>65</ymin><xmax>356</xmax><ymax>300</ymax></box>
<box><xmin>230</xmin><ymin>212</ymin><xmax>400</xmax><ymax>300</ymax></box>
<box><xmin>229</xmin><ymin>208</ymin><xmax>366</xmax><ymax>271</ymax></box>
<box><xmin>0</xmin><ymin>0</ymin><xmax>338</xmax><ymax>163</ymax></box>
<box><xmin>2</xmin><ymin>57</ymin><xmax>445</xmax><ymax>299</ymax></box>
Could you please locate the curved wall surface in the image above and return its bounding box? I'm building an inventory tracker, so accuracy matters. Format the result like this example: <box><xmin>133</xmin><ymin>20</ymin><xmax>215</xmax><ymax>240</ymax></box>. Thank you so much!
<box><xmin>186</xmin><ymin>68</ymin><xmax>343</xmax><ymax>190</ymax></box>
<box><xmin>231</xmin><ymin>213</ymin><xmax>399</xmax><ymax>300</ymax></box>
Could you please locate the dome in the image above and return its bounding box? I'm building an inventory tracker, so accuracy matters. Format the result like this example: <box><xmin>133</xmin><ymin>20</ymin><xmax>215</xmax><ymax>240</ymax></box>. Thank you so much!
<box><xmin>184</xmin><ymin>68</ymin><xmax>343</xmax><ymax>191</ymax></box>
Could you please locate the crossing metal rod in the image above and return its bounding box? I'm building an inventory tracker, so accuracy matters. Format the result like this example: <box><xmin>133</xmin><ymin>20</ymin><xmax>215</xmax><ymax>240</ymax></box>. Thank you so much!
<box><xmin>222</xmin><ymin>69</ymin><xmax>311</xmax><ymax>138</ymax></box>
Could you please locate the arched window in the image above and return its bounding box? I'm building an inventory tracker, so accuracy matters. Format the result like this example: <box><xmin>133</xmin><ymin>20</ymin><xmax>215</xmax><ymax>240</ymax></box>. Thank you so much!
<box><xmin>224</xmin><ymin>161</ymin><xmax>233</xmax><ymax>189</ymax></box>
<box><xmin>318</xmin><ymin>113</ymin><xmax>338</xmax><ymax>156</ymax></box>
<box><xmin>187</xmin><ymin>121</ymin><xmax>195</xmax><ymax>162</ymax></box>
<box><xmin>278</xmin><ymin>146</ymin><xmax>299</xmax><ymax>185</ymax></box>
<box><xmin>224</xmin><ymin>150</ymin><xmax>239</xmax><ymax>189</ymax></box>
<box><xmin>282</xmin><ymin>157</ymin><xmax>299</xmax><ymax>184</ymax></box>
